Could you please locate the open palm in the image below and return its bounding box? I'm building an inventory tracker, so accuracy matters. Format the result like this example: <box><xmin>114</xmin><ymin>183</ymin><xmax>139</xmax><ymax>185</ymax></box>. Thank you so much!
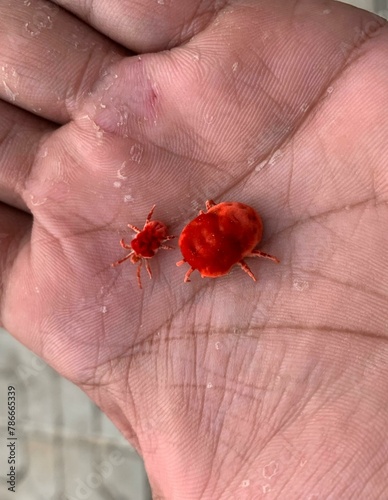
<box><xmin>1</xmin><ymin>0</ymin><xmax>388</xmax><ymax>497</ymax></box>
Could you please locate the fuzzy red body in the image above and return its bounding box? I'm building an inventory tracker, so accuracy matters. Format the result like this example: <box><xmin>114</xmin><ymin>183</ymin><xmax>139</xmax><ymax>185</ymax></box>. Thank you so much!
<box><xmin>131</xmin><ymin>220</ymin><xmax>169</xmax><ymax>257</ymax></box>
<box><xmin>112</xmin><ymin>205</ymin><xmax>174</xmax><ymax>288</ymax></box>
<box><xmin>177</xmin><ymin>200</ymin><xmax>279</xmax><ymax>282</ymax></box>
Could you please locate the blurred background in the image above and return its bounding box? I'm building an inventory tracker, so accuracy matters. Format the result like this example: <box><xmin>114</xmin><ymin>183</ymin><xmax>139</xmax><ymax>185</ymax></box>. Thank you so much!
<box><xmin>0</xmin><ymin>332</ymin><xmax>152</xmax><ymax>500</ymax></box>
<box><xmin>0</xmin><ymin>1</ymin><xmax>386</xmax><ymax>499</ymax></box>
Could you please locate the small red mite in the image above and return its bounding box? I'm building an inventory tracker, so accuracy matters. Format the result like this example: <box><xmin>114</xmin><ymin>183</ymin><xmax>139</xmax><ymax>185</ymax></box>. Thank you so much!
<box><xmin>177</xmin><ymin>200</ymin><xmax>279</xmax><ymax>282</ymax></box>
<box><xmin>112</xmin><ymin>205</ymin><xmax>174</xmax><ymax>289</ymax></box>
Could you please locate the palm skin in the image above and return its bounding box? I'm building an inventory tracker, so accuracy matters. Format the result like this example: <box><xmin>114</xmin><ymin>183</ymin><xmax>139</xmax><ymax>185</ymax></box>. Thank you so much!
<box><xmin>1</xmin><ymin>0</ymin><xmax>388</xmax><ymax>497</ymax></box>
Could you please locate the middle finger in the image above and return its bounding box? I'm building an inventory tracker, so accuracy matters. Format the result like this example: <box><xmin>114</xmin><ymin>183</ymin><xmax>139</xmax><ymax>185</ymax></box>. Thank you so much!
<box><xmin>0</xmin><ymin>0</ymin><xmax>126</xmax><ymax>123</ymax></box>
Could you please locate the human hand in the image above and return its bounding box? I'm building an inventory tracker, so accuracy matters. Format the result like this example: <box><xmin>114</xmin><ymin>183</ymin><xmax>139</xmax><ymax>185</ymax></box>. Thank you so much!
<box><xmin>1</xmin><ymin>0</ymin><xmax>388</xmax><ymax>497</ymax></box>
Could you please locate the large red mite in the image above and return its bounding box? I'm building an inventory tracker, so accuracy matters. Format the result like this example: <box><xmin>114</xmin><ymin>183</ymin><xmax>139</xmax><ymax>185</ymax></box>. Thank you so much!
<box><xmin>112</xmin><ymin>205</ymin><xmax>174</xmax><ymax>289</ymax></box>
<box><xmin>177</xmin><ymin>200</ymin><xmax>279</xmax><ymax>282</ymax></box>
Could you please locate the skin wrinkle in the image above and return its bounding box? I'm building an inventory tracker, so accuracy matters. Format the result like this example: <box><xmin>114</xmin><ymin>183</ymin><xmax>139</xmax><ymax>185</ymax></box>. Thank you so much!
<box><xmin>299</xmin><ymin>465</ymin><xmax>330</xmax><ymax>499</ymax></box>
<box><xmin>170</xmin><ymin>376</ymin><xmax>288</xmax><ymax>490</ymax></box>
<box><xmin>178</xmin><ymin>356</ymin><xmax>311</xmax><ymax>454</ymax></box>
<box><xmin>29</xmin><ymin>222</ymin><xmax>111</xmax><ymax>291</ymax></box>
<box><xmin>89</xmin><ymin>317</ymin><xmax>388</xmax><ymax>377</ymax></box>
<box><xmin>177</xmin><ymin>1</ymin><xmax>230</xmax><ymax>49</ymax></box>
<box><xmin>321</xmin><ymin>457</ymin><xmax>361</xmax><ymax>498</ymax></box>
<box><xmin>83</xmin><ymin>0</ymin><xmax>98</xmax><ymax>26</ymax></box>
<box><xmin>325</xmin><ymin>429</ymin><xmax>381</xmax><ymax>497</ymax></box>
<box><xmin>346</xmin><ymin>200</ymin><xmax>374</xmax><ymax>240</ymax></box>
<box><xmin>196</xmin><ymin>409</ymin><xmax>220</xmax><ymax>499</ymax></box>
<box><xmin>240</xmin><ymin>70</ymin><xmax>286</xmax><ymax>123</ymax></box>
<box><xmin>214</xmin><ymin>435</ymin><xmax>253</xmax><ymax>497</ymax></box>
<box><xmin>285</xmin><ymin>143</ymin><xmax>295</xmax><ymax>214</ymax></box>
<box><xmin>103</xmin><ymin>383</ymin><xmax>140</xmax><ymax>446</ymax></box>
<box><xmin>370</xmin><ymin>160</ymin><xmax>378</xmax><ymax>206</ymax></box>
<box><xmin>180</xmin><ymin>1</ymin><xmax>215</xmax><ymax>48</ymax></box>
<box><xmin>33</xmin><ymin>220</ymin><xmax>113</xmax><ymax>243</ymax></box>
<box><xmin>225</xmin><ymin>56</ymin><xmax>244</xmax><ymax>110</ymax></box>
<box><xmin>263</xmin><ymin>388</ymin><xmax>302</xmax><ymax>438</ymax></box>
<box><xmin>123</xmin><ymin>372</ymin><xmax>139</xmax><ymax>432</ymax></box>
<box><xmin>3</xmin><ymin>128</ymin><xmax>53</xmax><ymax>212</ymax></box>
<box><xmin>0</xmin><ymin>117</ymin><xmax>18</xmax><ymax>150</ymax></box>
<box><xmin>356</xmin><ymin>443</ymin><xmax>388</xmax><ymax>498</ymax></box>
<box><xmin>274</xmin><ymin>195</ymin><xmax>380</xmax><ymax>239</ymax></box>
<box><xmin>64</xmin><ymin>45</ymin><xmax>99</xmax><ymax>118</ymax></box>
<box><xmin>311</xmin><ymin>127</ymin><xmax>336</xmax><ymax>193</ymax></box>
<box><xmin>341</xmin><ymin>17</ymin><xmax>387</xmax><ymax>68</ymax></box>
<box><xmin>216</xmin><ymin>418</ymin><xmax>301</xmax><ymax>497</ymax></box>
<box><xmin>168</xmin><ymin>379</ymin><xmax>269</xmax><ymax>411</ymax></box>
<box><xmin>234</xmin><ymin>15</ymin><xmax>388</xmax><ymax>180</ymax></box>
<box><xmin>308</xmin><ymin>268</ymin><xmax>388</xmax><ymax>310</ymax></box>
<box><xmin>299</xmin><ymin>379</ymin><xmax>361</xmax><ymax>428</ymax></box>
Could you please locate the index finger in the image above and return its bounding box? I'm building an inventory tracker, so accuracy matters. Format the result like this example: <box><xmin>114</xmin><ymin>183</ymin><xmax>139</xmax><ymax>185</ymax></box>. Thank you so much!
<box><xmin>51</xmin><ymin>0</ymin><xmax>219</xmax><ymax>52</ymax></box>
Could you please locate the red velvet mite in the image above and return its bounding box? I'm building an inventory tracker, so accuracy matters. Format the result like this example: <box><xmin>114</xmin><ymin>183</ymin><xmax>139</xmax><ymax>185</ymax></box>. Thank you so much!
<box><xmin>176</xmin><ymin>200</ymin><xmax>279</xmax><ymax>282</ymax></box>
<box><xmin>112</xmin><ymin>205</ymin><xmax>174</xmax><ymax>288</ymax></box>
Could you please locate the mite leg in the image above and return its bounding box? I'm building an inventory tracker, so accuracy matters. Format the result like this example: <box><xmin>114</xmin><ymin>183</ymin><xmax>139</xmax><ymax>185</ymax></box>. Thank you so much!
<box><xmin>160</xmin><ymin>234</ymin><xmax>175</xmax><ymax>250</ymax></box>
<box><xmin>120</xmin><ymin>238</ymin><xmax>132</xmax><ymax>249</ymax></box>
<box><xmin>136</xmin><ymin>260</ymin><xmax>143</xmax><ymax>289</ymax></box>
<box><xmin>249</xmin><ymin>250</ymin><xmax>280</xmax><ymax>264</ymax></box>
<box><xmin>184</xmin><ymin>267</ymin><xmax>195</xmax><ymax>283</ymax></box>
<box><xmin>176</xmin><ymin>259</ymin><xmax>195</xmax><ymax>282</ymax></box>
<box><xmin>145</xmin><ymin>260</ymin><xmax>152</xmax><ymax>280</ymax></box>
<box><xmin>111</xmin><ymin>251</ymin><xmax>134</xmax><ymax>267</ymax></box>
<box><xmin>145</xmin><ymin>204</ymin><xmax>156</xmax><ymax>224</ymax></box>
<box><xmin>238</xmin><ymin>260</ymin><xmax>257</xmax><ymax>282</ymax></box>
<box><xmin>205</xmin><ymin>200</ymin><xmax>216</xmax><ymax>211</ymax></box>
<box><xmin>128</xmin><ymin>224</ymin><xmax>141</xmax><ymax>233</ymax></box>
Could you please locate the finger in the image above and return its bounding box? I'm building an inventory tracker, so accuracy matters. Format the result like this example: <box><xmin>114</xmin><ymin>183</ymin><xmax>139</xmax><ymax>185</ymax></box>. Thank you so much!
<box><xmin>0</xmin><ymin>203</ymin><xmax>31</xmax><ymax>316</ymax></box>
<box><xmin>52</xmin><ymin>0</ymin><xmax>219</xmax><ymax>52</ymax></box>
<box><xmin>0</xmin><ymin>99</ymin><xmax>55</xmax><ymax>211</ymax></box>
<box><xmin>0</xmin><ymin>0</ymin><xmax>125</xmax><ymax>122</ymax></box>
